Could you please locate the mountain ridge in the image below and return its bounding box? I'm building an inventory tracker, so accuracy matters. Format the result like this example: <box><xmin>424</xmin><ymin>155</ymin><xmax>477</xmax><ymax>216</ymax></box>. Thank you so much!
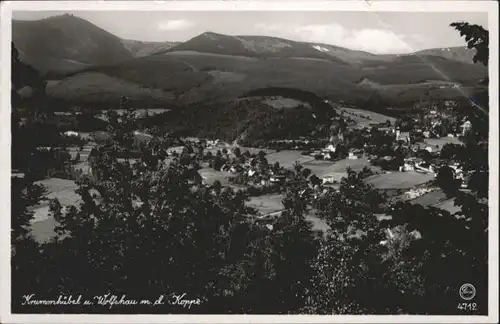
<box><xmin>13</xmin><ymin>14</ymin><xmax>482</xmax><ymax>74</ymax></box>
<box><xmin>12</xmin><ymin>14</ymin><xmax>487</xmax><ymax>109</ymax></box>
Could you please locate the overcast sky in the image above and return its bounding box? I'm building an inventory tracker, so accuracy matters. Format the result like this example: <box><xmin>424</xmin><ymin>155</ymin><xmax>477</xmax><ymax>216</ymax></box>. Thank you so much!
<box><xmin>12</xmin><ymin>10</ymin><xmax>488</xmax><ymax>54</ymax></box>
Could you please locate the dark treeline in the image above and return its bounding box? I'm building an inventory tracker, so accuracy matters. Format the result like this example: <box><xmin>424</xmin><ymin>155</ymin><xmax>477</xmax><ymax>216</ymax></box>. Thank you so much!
<box><xmin>155</xmin><ymin>98</ymin><xmax>335</xmax><ymax>143</ymax></box>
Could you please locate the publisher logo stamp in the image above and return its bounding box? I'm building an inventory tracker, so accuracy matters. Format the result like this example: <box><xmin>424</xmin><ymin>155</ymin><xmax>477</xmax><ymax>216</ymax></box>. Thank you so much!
<box><xmin>459</xmin><ymin>283</ymin><xmax>476</xmax><ymax>301</ymax></box>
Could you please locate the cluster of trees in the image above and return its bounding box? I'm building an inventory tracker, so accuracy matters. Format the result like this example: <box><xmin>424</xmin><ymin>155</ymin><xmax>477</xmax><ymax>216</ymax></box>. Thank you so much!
<box><xmin>11</xmin><ymin>42</ymin><xmax>78</xmax><ymax>179</ymax></box>
<box><xmin>264</xmin><ymin>138</ymin><xmax>330</xmax><ymax>151</ymax></box>
<box><xmin>202</xmin><ymin>147</ymin><xmax>268</xmax><ymax>172</ymax></box>
<box><xmin>149</xmin><ymin>98</ymin><xmax>335</xmax><ymax>145</ymax></box>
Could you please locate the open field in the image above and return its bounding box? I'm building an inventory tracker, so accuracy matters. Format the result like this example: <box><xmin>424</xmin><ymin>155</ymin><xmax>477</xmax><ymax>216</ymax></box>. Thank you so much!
<box><xmin>409</xmin><ymin>189</ymin><xmax>448</xmax><ymax>206</ymax></box>
<box><xmin>303</xmin><ymin>157</ymin><xmax>381</xmax><ymax>178</ymax></box>
<box><xmin>247</xmin><ymin>196</ymin><xmax>330</xmax><ymax>233</ymax></box>
<box><xmin>301</xmin><ymin>160</ymin><xmax>339</xmax><ymax>178</ymax></box>
<box><xmin>238</xmin><ymin>147</ymin><xmax>276</xmax><ymax>155</ymax></box>
<box><xmin>29</xmin><ymin>178</ymin><xmax>99</xmax><ymax>242</ymax></box>
<box><xmin>365</xmin><ymin>171</ymin><xmax>434</xmax><ymax>189</ymax></box>
<box><xmin>30</xmin><ymin>216</ymin><xmax>59</xmax><ymax>243</ymax></box>
<box><xmin>435</xmin><ymin>199</ymin><xmax>462</xmax><ymax>214</ymax></box>
<box><xmin>423</xmin><ymin>137</ymin><xmax>463</xmax><ymax>148</ymax></box>
<box><xmin>376</xmin><ymin>82</ymin><xmax>476</xmax><ymax>103</ymax></box>
<box><xmin>328</xmin><ymin>157</ymin><xmax>380</xmax><ymax>173</ymax></box>
<box><xmin>266</xmin><ymin>150</ymin><xmax>315</xmax><ymax>169</ymax></box>
<box><xmin>198</xmin><ymin>168</ymin><xmax>232</xmax><ymax>186</ymax></box>
<box><xmin>31</xmin><ymin>178</ymin><xmax>100</xmax><ymax>222</ymax></box>
<box><xmin>35</xmin><ymin>178</ymin><xmax>78</xmax><ymax>194</ymax></box>
<box><xmin>337</xmin><ymin>107</ymin><xmax>396</xmax><ymax>127</ymax></box>
<box><xmin>407</xmin><ymin>188</ymin><xmax>462</xmax><ymax>214</ymax></box>
<box><xmin>247</xmin><ymin>194</ymin><xmax>284</xmax><ymax>215</ymax></box>
<box><xmin>263</xmin><ymin>96</ymin><xmax>311</xmax><ymax>109</ymax></box>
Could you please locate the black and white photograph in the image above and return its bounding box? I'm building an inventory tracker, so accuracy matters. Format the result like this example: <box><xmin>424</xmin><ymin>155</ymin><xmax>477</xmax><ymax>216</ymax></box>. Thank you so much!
<box><xmin>1</xmin><ymin>1</ymin><xmax>498</xmax><ymax>322</ymax></box>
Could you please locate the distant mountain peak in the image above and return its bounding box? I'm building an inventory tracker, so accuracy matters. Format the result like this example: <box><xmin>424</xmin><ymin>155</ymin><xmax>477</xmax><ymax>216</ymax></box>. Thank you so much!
<box><xmin>201</xmin><ymin>31</ymin><xmax>219</xmax><ymax>36</ymax></box>
<box><xmin>12</xmin><ymin>14</ymin><xmax>134</xmax><ymax>75</ymax></box>
<box><xmin>198</xmin><ymin>31</ymin><xmax>225</xmax><ymax>39</ymax></box>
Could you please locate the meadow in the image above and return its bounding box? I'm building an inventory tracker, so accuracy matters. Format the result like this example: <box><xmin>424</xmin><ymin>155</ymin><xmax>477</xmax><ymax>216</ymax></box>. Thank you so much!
<box><xmin>198</xmin><ymin>168</ymin><xmax>233</xmax><ymax>186</ymax></box>
<box><xmin>423</xmin><ymin>137</ymin><xmax>463</xmax><ymax>148</ymax></box>
<box><xmin>408</xmin><ymin>189</ymin><xmax>448</xmax><ymax>206</ymax></box>
<box><xmin>434</xmin><ymin>198</ymin><xmax>462</xmax><ymax>214</ymax></box>
<box><xmin>337</xmin><ymin>107</ymin><xmax>396</xmax><ymax>127</ymax></box>
<box><xmin>302</xmin><ymin>157</ymin><xmax>381</xmax><ymax>178</ymax></box>
<box><xmin>247</xmin><ymin>194</ymin><xmax>284</xmax><ymax>215</ymax></box>
<box><xmin>365</xmin><ymin>171</ymin><xmax>435</xmax><ymax>189</ymax></box>
<box><xmin>265</xmin><ymin>150</ymin><xmax>315</xmax><ymax>169</ymax></box>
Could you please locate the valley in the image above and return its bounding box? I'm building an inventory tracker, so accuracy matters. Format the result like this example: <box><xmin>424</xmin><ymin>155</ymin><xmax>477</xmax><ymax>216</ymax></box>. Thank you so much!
<box><xmin>9</xmin><ymin>11</ymin><xmax>491</xmax><ymax>316</ymax></box>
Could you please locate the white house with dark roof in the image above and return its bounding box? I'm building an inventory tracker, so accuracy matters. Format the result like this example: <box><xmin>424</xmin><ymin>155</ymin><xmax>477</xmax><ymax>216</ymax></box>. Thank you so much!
<box><xmin>348</xmin><ymin>149</ymin><xmax>363</xmax><ymax>160</ymax></box>
<box><xmin>461</xmin><ymin>120</ymin><xmax>472</xmax><ymax>136</ymax></box>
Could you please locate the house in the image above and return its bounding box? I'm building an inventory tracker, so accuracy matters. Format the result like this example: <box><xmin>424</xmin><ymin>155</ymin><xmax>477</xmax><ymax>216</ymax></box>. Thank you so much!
<box><xmin>64</xmin><ymin>130</ymin><xmax>80</xmax><ymax>137</ymax></box>
<box><xmin>403</xmin><ymin>187</ymin><xmax>433</xmax><ymax>200</ymax></box>
<box><xmin>415</xmin><ymin>161</ymin><xmax>436</xmax><ymax>175</ymax></box>
<box><xmin>348</xmin><ymin>149</ymin><xmax>363</xmax><ymax>160</ymax></box>
<box><xmin>206</xmin><ymin>139</ymin><xmax>219</xmax><ymax>147</ymax></box>
<box><xmin>12</xmin><ymin>171</ymin><xmax>25</xmax><ymax>179</ymax></box>
<box><xmin>325</xmin><ymin>144</ymin><xmax>336</xmax><ymax>152</ymax></box>
<box><xmin>401</xmin><ymin>158</ymin><xmax>417</xmax><ymax>172</ymax></box>
<box><xmin>322</xmin><ymin>175</ymin><xmax>337</xmax><ymax>185</ymax></box>
<box><xmin>68</xmin><ymin>144</ymin><xmax>96</xmax><ymax>162</ymax></box>
<box><xmin>167</xmin><ymin>146</ymin><xmax>185</xmax><ymax>156</ymax></box>
<box><xmin>270</xmin><ymin>175</ymin><xmax>286</xmax><ymax>184</ymax></box>
<box><xmin>395</xmin><ymin>129</ymin><xmax>401</xmax><ymax>140</ymax></box>
<box><xmin>449</xmin><ymin>163</ymin><xmax>468</xmax><ymax>186</ymax></box>
<box><xmin>230</xmin><ymin>165</ymin><xmax>243</xmax><ymax>174</ymax></box>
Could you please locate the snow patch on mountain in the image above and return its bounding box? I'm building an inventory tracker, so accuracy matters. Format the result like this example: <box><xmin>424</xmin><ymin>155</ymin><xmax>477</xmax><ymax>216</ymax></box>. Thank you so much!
<box><xmin>312</xmin><ymin>45</ymin><xmax>331</xmax><ymax>53</ymax></box>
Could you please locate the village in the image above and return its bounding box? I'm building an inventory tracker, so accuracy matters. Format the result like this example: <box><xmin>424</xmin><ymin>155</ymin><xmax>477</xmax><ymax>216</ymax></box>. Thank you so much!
<box><xmin>18</xmin><ymin>98</ymin><xmax>474</xmax><ymax>242</ymax></box>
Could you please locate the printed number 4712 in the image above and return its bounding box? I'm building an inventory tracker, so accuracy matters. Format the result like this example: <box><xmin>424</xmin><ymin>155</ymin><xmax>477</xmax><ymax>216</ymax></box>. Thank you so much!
<box><xmin>457</xmin><ymin>303</ymin><xmax>477</xmax><ymax>311</ymax></box>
